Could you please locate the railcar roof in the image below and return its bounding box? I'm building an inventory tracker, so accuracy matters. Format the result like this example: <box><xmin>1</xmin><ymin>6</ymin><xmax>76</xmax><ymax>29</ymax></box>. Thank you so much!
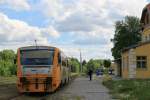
<box><xmin>122</xmin><ymin>41</ymin><xmax>150</xmax><ymax>52</ymax></box>
<box><xmin>19</xmin><ymin>46</ymin><xmax>57</xmax><ymax>50</ymax></box>
<box><xmin>141</xmin><ymin>3</ymin><xmax>150</xmax><ymax>23</ymax></box>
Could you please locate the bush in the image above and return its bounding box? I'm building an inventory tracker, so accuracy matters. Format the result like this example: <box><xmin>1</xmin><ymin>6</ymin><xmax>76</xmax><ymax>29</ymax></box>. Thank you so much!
<box><xmin>103</xmin><ymin>79</ymin><xmax>150</xmax><ymax>100</ymax></box>
<box><xmin>0</xmin><ymin>49</ymin><xmax>16</xmax><ymax>76</ymax></box>
<box><xmin>102</xmin><ymin>75</ymin><xmax>112</xmax><ymax>83</ymax></box>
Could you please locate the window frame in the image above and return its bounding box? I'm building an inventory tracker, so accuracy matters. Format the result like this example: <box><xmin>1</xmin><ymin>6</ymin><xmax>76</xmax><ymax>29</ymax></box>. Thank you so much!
<box><xmin>136</xmin><ymin>56</ymin><xmax>147</xmax><ymax>69</ymax></box>
<box><xmin>20</xmin><ymin>49</ymin><xmax>54</xmax><ymax>66</ymax></box>
<box><xmin>58</xmin><ymin>52</ymin><xmax>61</xmax><ymax>65</ymax></box>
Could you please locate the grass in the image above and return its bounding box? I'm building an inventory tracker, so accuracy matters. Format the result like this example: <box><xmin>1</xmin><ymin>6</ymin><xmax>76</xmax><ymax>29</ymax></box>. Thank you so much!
<box><xmin>71</xmin><ymin>73</ymin><xmax>79</xmax><ymax>76</ymax></box>
<box><xmin>0</xmin><ymin>73</ymin><xmax>78</xmax><ymax>85</ymax></box>
<box><xmin>71</xmin><ymin>72</ymin><xmax>80</xmax><ymax>79</ymax></box>
<box><xmin>0</xmin><ymin>75</ymin><xmax>17</xmax><ymax>85</ymax></box>
<box><xmin>103</xmin><ymin>78</ymin><xmax>150</xmax><ymax>100</ymax></box>
<box><xmin>0</xmin><ymin>76</ymin><xmax>18</xmax><ymax>100</ymax></box>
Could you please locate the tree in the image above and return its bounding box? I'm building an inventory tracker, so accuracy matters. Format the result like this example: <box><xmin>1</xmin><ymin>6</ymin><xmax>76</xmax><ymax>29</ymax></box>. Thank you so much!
<box><xmin>1</xmin><ymin>50</ymin><xmax>16</xmax><ymax>61</ymax></box>
<box><xmin>86</xmin><ymin>59</ymin><xmax>103</xmax><ymax>73</ymax></box>
<box><xmin>0</xmin><ymin>49</ymin><xmax>16</xmax><ymax>76</ymax></box>
<box><xmin>111</xmin><ymin>16</ymin><xmax>141</xmax><ymax>59</ymax></box>
<box><xmin>68</xmin><ymin>57</ymin><xmax>80</xmax><ymax>73</ymax></box>
<box><xmin>82</xmin><ymin>60</ymin><xmax>86</xmax><ymax>66</ymax></box>
<box><xmin>86</xmin><ymin>59</ymin><xmax>94</xmax><ymax>71</ymax></box>
<box><xmin>103</xmin><ymin>59</ymin><xmax>111</xmax><ymax>68</ymax></box>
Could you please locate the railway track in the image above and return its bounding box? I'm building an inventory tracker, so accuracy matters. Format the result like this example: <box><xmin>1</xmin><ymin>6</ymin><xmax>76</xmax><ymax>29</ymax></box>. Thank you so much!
<box><xmin>8</xmin><ymin>93</ymin><xmax>50</xmax><ymax>100</ymax></box>
<box><xmin>8</xmin><ymin>93</ymin><xmax>23</xmax><ymax>100</ymax></box>
<box><xmin>6</xmin><ymin>75</ymin><xmax>78</xmax><ymax>100</ymax></box>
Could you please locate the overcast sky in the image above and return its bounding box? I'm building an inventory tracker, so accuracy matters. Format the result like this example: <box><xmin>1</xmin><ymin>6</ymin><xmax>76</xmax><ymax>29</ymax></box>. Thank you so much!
<box><xmin>0</xmin><ymin>0</ymin><xmax>149</xmax><ymax>60</ymax></box>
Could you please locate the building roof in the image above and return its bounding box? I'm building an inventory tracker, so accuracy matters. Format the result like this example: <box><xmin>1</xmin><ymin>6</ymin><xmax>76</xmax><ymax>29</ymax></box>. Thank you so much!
<box><xmin>122</xmin><ymin>41</ymin><xmax>150</xmax><ymax>52</ymax></box>
<box><xmin>141</xmin><ymin>3</ymin><xmax>150</xmax><ymax>23</ymax></box>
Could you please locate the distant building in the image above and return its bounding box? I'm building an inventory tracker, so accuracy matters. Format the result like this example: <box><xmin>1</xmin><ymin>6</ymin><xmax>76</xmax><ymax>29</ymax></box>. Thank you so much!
<box><xmin>121</xmin><ymin>3</ymin><xmax>150</xmax><ymax>79</ymax></box>
<box><xmin>111</xmin><ymin>59</ymin><xmax>122</xmax><ymax>76</ymax></box>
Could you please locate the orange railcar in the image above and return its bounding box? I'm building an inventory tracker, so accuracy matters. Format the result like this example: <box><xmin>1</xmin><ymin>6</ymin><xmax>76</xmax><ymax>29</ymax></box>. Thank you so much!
<box><xmin>16</xmin><ymin>46</ymin><xmax>70</xmax><ymax>93</ymax></box>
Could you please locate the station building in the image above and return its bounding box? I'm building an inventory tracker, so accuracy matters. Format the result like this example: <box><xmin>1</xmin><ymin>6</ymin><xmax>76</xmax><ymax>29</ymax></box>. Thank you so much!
<box><xmin>111</xmin><ymin>60</ymin><xmax>121</xmax><ymax>77</ymax></box>
<box><xmin>121</xmin><ymin>3</ymin><xmax>150</xmax><ymax>79</ymax></box>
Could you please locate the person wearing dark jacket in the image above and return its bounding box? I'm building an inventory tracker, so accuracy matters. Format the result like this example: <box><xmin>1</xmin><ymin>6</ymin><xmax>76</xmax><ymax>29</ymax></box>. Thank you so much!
<box><xmin>88</xmin><ymin>69</ymin><xmax>93</xmax><ymax>81</ymax></box>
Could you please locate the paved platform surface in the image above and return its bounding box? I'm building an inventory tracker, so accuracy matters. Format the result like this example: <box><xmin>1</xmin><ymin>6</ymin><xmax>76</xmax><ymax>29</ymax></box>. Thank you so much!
<box><xmin>5</xmin><ymin>76</ymin><xmax>112</xmax><ymax>100</ymax></box>
<box><xmin>61</xmin><ymin>77</ymin><xmax>112</xmax><ymax>100</ymax></box>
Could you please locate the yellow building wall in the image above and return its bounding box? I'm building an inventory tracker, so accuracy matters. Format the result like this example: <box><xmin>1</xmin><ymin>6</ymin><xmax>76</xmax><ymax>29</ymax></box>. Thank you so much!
<box><xmin>122</xmin><ymin>43</ymin><xmax>150</xmax><ymax>79</ymax></box>
<box><xmin>142</xmin><ymin>27</ymin><xmax>150</xmax><ymax>41</ymax></box>
<box><xmin>136</xmin><ymin>70</ymin><xmax>150</xmax><ymax>78</ymax></box>
<box><xmin>143</xmin><ymin>27</ymin><xmax>150</xmax><ymax>36</ymax></box>
<box><xmin>122</xmin><ymin>51</ymin><xmax>129</xmax><ymax>79</ymax></box>
<box><xmin>121</xmin><ymin>4</ymin><xmax>150</xmax><ymax>79</ymax></box>
<box><xmin>111</xmin><ymin>62</ymin><xmax>118</xmax><ymax>76</ymax></box>
<box><xmin>111</xmin><ymin>62</ymin><xmax>116</xmax><ymax>70</ymax></box>
<box><xmin>135</xmin><ymin>43</ymin><xmax>150</xmax><ymax>79</ymax></box>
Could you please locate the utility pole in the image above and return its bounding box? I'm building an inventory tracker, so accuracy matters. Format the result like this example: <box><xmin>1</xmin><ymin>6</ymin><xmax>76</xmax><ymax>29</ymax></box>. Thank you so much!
<box><xmin>35</xmin><ymin>40</ymin><xmax>38</xmax><ymax>49</ymax></box>
<box><xmin>79</xmin><ymin>49</ymin><xmax>82</xmax><ymax>73</ymax></box>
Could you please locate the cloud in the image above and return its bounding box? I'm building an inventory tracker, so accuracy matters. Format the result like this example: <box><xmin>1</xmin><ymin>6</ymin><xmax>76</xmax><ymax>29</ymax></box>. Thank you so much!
<box><xmin>53</xmin><ymin>0</ymin><xmax>111</xmax><ymax>32</ymax></box>
<box><xmin>71</xmin><ymin>30</ymin><xmax>109</xmax><ymax>45</ymax></box>
<box><xmin>39</xmin><ymin>0</ymin><xmax>148</xmax><ymax>32</ymax></box>
<box><xmin>53</xmin><ymin>43</ymin><xmax>113</xmax><ymax>60</ymax></box>
<box><xmin>0</xmin><ymin>0</ymin><xmax>148</xmax><ymax>60</ymax></box>
<box><xmin>55</xmin><ymin>13</ymin><xmax>96</xmax><ymax>32</ymax></box>
<box><xmin>33</xmin><ymin>0</ymin><xmax>148</xmax><ymax>60</ymax></box>
<box><xmin>41</xmin><ymin>0</ymin><xmax>147</xmax><ymax>46</ymax></box>
<box><xmin>0</xmin><ymin>0</ymin><xmax>31</xmax><ymax>11</ymax></box>
<box><xmin>0</xmin><ymin>12</ymin><xmax>59</xmax><ymax>46</ymax></box>
<box><xmin>38</xmin><ymin>0</ymin><xmax>64</xmax><ymax>19</ymax></box>
<box><xmin>106</xmin><ymin>0</ymin><xmax>148</xmax><ymax>17</ymax></box>
<box><xmin>41</xmin><ymin>26</ymin><xmax>60</xmax><ymax>38</ymax></box>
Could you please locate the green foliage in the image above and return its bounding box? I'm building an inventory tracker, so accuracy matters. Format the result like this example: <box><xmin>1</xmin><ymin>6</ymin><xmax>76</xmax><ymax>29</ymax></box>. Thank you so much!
<box><xmin>103</xmin><ymin>59</ymin><xmax>111</xmax><ymax>68</ymax></box>
<box><xmin>0</xmin><ymin>50</ymin><xmax>16</xmax><ymax>76</ymax></box>
<box><xmin>102</xmin><ymin>75</ymin><xmax>112</xmax><ymax>83</ymax></box>
<box><xmin>0</xmin><ymin>76</ymin><xmax>17</xmax><ymax>85</ymax></box>
<box><xmin>111</xmin><ymin>16</ymin><xmax>141</xmax><ymax>59</ymax></box>
<box><xmin>69</xmin><ymin>57</ymin><xmax>80</xmax><ymax>73</ymax></box>
<box><xmin>82</xmin><ymin>60</ymin><xmax>86</xmax><ymax>66</ymax></box>
<box><xmin>103</xmin><ymin>79</ymin><xmax>150</xmax><ymax>100</ymax></box>
<box><xmin>85</xmin><ymin>59</ymin><xmax>103</xmax><ymax>73</ymax></box>
<box><xmin>69</xmin><ymin>58</ymin><xmax>103</xmax><ymax>74</ymax></box>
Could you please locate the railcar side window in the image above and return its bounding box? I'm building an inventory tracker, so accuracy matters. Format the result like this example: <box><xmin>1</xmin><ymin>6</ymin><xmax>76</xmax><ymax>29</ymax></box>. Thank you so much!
<box><xmin>58</xmin><ymin>52</ymin><xmax>61</xmax><ymax>64</ymax></box>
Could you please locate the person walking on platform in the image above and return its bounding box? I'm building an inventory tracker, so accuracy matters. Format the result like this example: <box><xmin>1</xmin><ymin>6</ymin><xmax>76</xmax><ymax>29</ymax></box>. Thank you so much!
<box><xmin>88</xmin><ymin>69</ymin><xmax>93</xmax><ymax>81</ymax></box>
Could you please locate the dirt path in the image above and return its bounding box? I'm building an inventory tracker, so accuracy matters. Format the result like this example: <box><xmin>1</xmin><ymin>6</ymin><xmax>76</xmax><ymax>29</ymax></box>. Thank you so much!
<box><xmin>59</xmin><ymin>77</ymin><xmax>112</xmax><ymax>100</ymax></box>
<box><xmin>0</xmin><ymin>76</ymin><xmax>112</xmax><ymax>100</ymax></box>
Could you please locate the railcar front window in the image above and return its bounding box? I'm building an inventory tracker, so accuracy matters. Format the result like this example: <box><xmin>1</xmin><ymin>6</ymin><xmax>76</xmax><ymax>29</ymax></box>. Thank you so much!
<box><xmin>20</xmin><ymin>50</ymin><xmax>54</xmax><ymax>65</ymax></box>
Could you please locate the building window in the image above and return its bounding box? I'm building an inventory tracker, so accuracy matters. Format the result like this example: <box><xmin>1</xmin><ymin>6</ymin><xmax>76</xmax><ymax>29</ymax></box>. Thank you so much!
<box><xmin>136</xmin><ymin>56</ymin><xmax>147</xmax><ymax>68</ymax></box>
